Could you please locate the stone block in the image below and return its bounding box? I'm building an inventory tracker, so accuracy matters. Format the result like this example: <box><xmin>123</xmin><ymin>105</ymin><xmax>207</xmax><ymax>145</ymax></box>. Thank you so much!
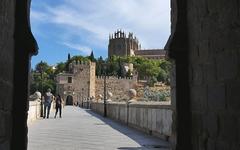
<box><xmin>0</xmin><ymin>111</ymin><xmax>6</xmax><ymax>138</ymax></box>
<box><xmin>190</xmin><ymin>85</ymin><xmax>207</xmax><ymax>111</ymax></box>
<box><xmin>135</xmin><ymin>108</ymin><xmax>140</xmax><ymax>126</ymax></box>
<box><xmin>170</xmin><ymin>63</ymin><xmax>176</xmax><ymax>87</ymax></box>
<box><xmin>203</xmin><ymin>113</ymin><xmax>218</xmax><ymax>138</ymax></box>
<box><xmin>0</xmin><ymin>140</ymin><xmax>10</xmax><ymax>150</ymax></box>
<box><xmin>151</xmin><ymin>109</ymin><xmax>157</xmax><ymax>131</ymax></box>
<box><xmin>170</xmin><ymin>87</ymin><xmax>176</xmax><ymax>108</ymax></box>
<box><xmin>207</xmin><ymin>138</ymin><xmax>216</xmax><ymax>150</ymax></box>
<box><xmin>156</xmin><ymin>109</ymin><xmax>163</xmax><ymax>134</ymax></box>
<box><xmin>147</xmin><ymin>109</ymin><xmax>152</xmax><ymax>130</ymax></box>
<box><xmin>132</xmin><ymin>107</ymin><xmax>136</xmax><ymax>125</ymax></box>
<box><xmin>192</xmin><ymin>64</ymin><xmax>204</xmax><ymax>85</ymax></box>
<box><xmin>207</xmin><ymin>84</ymin><xmax>226</xmax><ymax>111</ymax></box>
<box><xmin>140</xmin><ymin>108</ymin><xmax>144</xmax><ymax>128</ymax></box>
<box><xmin>203</xmin><ymin>63</ymin><xmax>217</xmax><ymax>83</ymax></box>
<box><xmin>116</xmin><ymin>105</ymin><xmax>119</xmax><ymax>120</ymax></box>
<box><xmin>162</xmin><ymin>109</ymin><xmax>172</xmax><ymax>136</ymax></box>
<box><xmin>219</xmin><ymin>115</ymin><xmax>237</xmax><ymax>142</ymax></box>
<box><xmin>0</xmin><ymin>80</ymin><xmax>13</xmax><ymax>111</ymax></box>
<box><xmin>198</xmin><ymin>40</ymin><xmax>210</xmax><ymax>61</ymax></box>
<box><xmin>226</xmin><ymin>83</ymin><xmax>240</xmax><ymax>111</ymax></box>
<box><xmin>216</xmin><ymin>51</ymin><xmax>238</xmax><ymax>81</ymax></box>
<box><xmin>191</xmin><ymin>112</ymin><xmax>203</xmax><ymax>136</ymax></box>
<box><xmin>143</xmin><ymin>108</ymin><xmax>148</xmax><ymax>129</ymax></box>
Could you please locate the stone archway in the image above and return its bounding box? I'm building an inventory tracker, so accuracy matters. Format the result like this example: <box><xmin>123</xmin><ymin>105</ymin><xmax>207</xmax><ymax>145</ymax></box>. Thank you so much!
<box><xmin>66</xmin><ymin>95</ymin><xmax>73</xmax><ymax>105</ymax></box>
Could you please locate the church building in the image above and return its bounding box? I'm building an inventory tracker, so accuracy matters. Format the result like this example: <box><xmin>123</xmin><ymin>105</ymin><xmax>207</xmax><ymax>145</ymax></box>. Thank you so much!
<box><xmin>108</xmin><ymin>30</ymin><xmax>166</xmax><ymax>59</ymax></box>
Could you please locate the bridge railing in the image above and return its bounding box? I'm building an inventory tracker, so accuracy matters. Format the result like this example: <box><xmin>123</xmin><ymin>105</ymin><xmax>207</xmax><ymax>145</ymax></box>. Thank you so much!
<box><xmin>90</xmin><ymin>101</ymin><xmax>174</xmax><ymax>143</ymax></box>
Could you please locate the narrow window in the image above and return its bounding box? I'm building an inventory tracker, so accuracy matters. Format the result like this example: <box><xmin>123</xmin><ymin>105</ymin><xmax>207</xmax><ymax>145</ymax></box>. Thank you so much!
<box><xmin>68</xmin><ymin>77</ymin><xmax>72</xmax><ymax>83</ymax></box>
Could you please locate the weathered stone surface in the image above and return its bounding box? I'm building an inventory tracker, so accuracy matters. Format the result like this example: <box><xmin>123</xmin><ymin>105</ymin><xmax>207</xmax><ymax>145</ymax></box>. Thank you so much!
<box><xmin>219</xmin><ymin>115</ymin><xmax>237</xmax><ymax>142</ymax></box>
<box><xmin>91</xmin><ymin>102</ymin><xmax>173</xmax><ymax>142</ymax></box>
<box><xmin>227</xmin><ymin>82</ymin><xmax>240</xmax><ymax>110</ymax></box>
<box><xmin>203</xmin><ymin>113</ymin><xmax>218</xmax><ymax>138</ymax></box>
<box><xmin>207</xmin><ymin>84</ymin><xmax>226</xmax><ymax>111</ymax></box>
<box><xmin>96</xmin><ymin>76</ymin><xmax>136</xmax><ymax>101</ymax></box>
<box><xmin>190</xmin><ymin>86</ymin><xmax>207</xmax><ymax>111</ymax></box>
<box><xmin>184</xmin><ymin>0</ymin><xmax>240</xmax><ymax>149</ymax></box>
<box><xmin>0</xmin><ymin>0</ymin><xmax>15</xmax><ymax>149</ymax></box>
<box><xmin>216</xmin><ymin>51</ymin><xmax>238</xmax><ymax>81</ymax></box>
<box><xmin>0</xmin><ymin>111</ymin><xmax>6</xmax><ymax>139</ymax></box>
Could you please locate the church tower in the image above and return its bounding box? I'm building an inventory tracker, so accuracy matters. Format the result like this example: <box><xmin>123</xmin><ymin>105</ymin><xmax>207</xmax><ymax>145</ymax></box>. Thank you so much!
<box><xmin>108</xmin><ymin>30</ymin><xmax>141</xmax><ymax>58</ymax></box>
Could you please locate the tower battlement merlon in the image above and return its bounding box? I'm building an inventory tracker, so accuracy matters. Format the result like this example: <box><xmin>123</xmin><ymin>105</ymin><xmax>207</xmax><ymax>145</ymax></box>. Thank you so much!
<box><xmin>111</xmin><ymin>30</ymin><xmax>127</xmax><ymax>39</ymax></box>
<box><xmin>108</xmin><ymin>29</ymin><xmax>141</xmax><ymax>58</ymax></box>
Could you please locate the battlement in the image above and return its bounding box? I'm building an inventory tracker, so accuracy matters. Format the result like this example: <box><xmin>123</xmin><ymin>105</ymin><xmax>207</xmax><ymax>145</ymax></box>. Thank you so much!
<box><xmin>69</xmin><ymin>60</ymin><xmax>96</xmax><ymax>66</ymax></box>
<box><xmin>96</xmin><ymin>75</ymin><xmax>138</xmax><ymax>81</ymax></box>
<box><xmin>109</xmin><ymin>29</ymin><xmax>138</xmax><ymax>42</ymax></box>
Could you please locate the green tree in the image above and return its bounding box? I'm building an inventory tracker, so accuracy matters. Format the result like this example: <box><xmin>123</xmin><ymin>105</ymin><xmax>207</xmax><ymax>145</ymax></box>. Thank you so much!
<box><xmin>30</xmin><ymin>61</ymin><xmax>56</xmax><ymax>95</ymax></box>
<box><xmin>54</xmin><ymin>62</ymin><xmax>66</xmax><ymax>75</ymax></box>
<box><xmin>35</xmin><ymin>61</ymin><xmax>49</xmax><ymax>73</ymax></box>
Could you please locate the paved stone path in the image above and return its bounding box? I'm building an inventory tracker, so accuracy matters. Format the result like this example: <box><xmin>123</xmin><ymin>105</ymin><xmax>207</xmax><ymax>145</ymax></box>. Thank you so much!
<box><xmin>28</xmin><ymin>106</ymin><xmax>170</xmax><ymax>150</ymax></box>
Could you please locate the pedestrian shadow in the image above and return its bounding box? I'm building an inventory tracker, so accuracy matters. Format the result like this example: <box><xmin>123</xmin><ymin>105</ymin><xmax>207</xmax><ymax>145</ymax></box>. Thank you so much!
<box><xmin>83</xmin><ymin>109</ymin><xmax>171</xmax><ymax>150</ymax></box>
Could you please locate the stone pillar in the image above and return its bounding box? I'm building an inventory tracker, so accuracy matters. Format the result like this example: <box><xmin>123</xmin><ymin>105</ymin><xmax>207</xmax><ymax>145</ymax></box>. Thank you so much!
<box><xmin>11</xmin><ymin>0</ymin><xmax>38</xmax><ymax>150</ymax></box>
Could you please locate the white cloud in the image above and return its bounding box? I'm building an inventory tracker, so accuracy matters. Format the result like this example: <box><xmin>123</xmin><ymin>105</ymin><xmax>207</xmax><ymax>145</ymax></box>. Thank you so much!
<box><xmin>63</xmin><ymin>42</ymin><xmax>92</xmax><ymax>55</ymax></box>
<box><xmin>31</xmin><ymin>0</ymin><xmax>170</xmax><ymax>50</ymax></box>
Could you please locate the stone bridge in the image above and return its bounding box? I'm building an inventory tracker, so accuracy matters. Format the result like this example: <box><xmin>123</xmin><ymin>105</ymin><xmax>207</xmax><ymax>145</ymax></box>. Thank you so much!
<box><xmin>28</xmin><ymin>104</ymin><xmax>172</xmax><ymax>150</ymax></box>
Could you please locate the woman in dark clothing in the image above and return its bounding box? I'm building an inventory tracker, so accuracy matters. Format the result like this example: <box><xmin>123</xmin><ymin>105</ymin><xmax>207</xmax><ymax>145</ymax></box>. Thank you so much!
<box><xmin>54</xmin><ymin>94</ymin><xmax>62</xmax><ymax>118</ymax></box>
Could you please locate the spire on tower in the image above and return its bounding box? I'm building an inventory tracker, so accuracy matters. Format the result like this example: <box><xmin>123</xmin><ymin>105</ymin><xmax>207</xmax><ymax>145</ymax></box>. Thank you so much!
<box><xmin>68</xmin><ymin>53</ymin><xmax>71</xmax><ymax>61</ymax></box>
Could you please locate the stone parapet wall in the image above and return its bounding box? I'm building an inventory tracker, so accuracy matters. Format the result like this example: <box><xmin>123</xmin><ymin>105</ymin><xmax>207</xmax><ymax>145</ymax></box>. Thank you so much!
<box><xmin>91</xmin><ymin>102</ymin><xmax>174</xmax><ymax>144</ymax></box>
<box><xmin>27</xmin><ymin>100</ymin><xmax>41</xmax><ymax>124</ymax></box>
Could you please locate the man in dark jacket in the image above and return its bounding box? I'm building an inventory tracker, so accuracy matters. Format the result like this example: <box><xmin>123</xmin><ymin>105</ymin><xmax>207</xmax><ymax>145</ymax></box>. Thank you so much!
<box><xmin>43</xmin><ymin>88</ymin><xmax>54</xmax><ymax>118</ymax></box>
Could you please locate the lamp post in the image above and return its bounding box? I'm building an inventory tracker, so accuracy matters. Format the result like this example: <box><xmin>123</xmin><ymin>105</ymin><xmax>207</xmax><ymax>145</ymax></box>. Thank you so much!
<box><xmin>39</xmin><ymin>61</ymin><xmax>43</xmax><ymax>117</ymax></box>
<box><xmin>82</xmin><ymin>88</ymin><xmax>84</xmax><ymax>108</ymax></box>
<box><xmin>87</xmin><ymin>81</ymin><xmax>90</xmax><ymax>109</ymax></box>
<box><xmin>103</xmin><ymin>63</ymin><xmax>107</xmax><ymax>117</ymax></box>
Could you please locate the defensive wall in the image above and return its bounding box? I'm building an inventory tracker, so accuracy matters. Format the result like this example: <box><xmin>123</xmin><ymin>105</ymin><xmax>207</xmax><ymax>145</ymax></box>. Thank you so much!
<box><xmin>95</xmin><ymin>76</ymin><xmax>137</xmax><ymax>100</ymax></box>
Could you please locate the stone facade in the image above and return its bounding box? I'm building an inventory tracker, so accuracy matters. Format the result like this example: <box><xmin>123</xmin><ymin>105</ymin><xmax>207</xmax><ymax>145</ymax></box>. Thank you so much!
<box><xmin>108</xmin><ymin>30</ymin><xmax>166</xmax><ymax>59</ymax></box>
<box><xmin>134</xmin><ymin>49</ymin><xmax>166</xmax><ymax>59</ymax></box>
<box><xmin>108</xmin><ymin>30</ymin><xmax>140</xmax><ymax>57</ymax></box>
<box><xmin>56</xmin><ymin>61</ymin><xmax>138</xmax><ymax>104</ymax></box>
<box><xmin>95</xmin><ymin>76</ymin><xmax>137</xmax><ymax>101</ymax></box>
<box><xmin>56</xmin><ymin>61</ymin><xmax>96</xmax><ymax>105</ymax></box>
<box><xmin>187</xmin><ymin>1</ymin><xmax>240</xmax><ymax>149</ymax></box>
<box><xmin>166</xmin><ymin>0</ymin><xmax>240</xmax><ymax>149</ymax></box>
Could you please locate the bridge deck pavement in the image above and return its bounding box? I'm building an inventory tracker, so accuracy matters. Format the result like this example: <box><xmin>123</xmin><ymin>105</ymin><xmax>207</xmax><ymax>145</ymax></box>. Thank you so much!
<box><xmin>28</xmin><ymin>106</ymin><xmax>170</xmax><ymax>150</ymax></box>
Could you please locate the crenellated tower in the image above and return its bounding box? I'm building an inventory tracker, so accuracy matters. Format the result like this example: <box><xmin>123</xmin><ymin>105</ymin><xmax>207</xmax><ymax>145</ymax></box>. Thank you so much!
<box><xmin>108</xmin><ymin>29</ymin><xmax>141</xmax><ymax>58</ymax></box>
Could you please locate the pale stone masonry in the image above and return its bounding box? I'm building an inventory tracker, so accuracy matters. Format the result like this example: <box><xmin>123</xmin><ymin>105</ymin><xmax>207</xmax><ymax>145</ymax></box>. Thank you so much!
<box><xmin>56</xmin><ymin>61</ymin><xmax>96</xmax><ymax>105</ymax></box>
<box><xmin>95</xmin><ymin>76</ymin><xmax>137</xmax><ymax>101</ymax></box>
<box><xmin>108</xmin><ymin>30</ymin><xmax>166</xmax><ymax>59</ymax></box>
<box><xmin>56</xmin><ymin>61</ymin><xmax>138</xmax><ymax>104</ymax></box>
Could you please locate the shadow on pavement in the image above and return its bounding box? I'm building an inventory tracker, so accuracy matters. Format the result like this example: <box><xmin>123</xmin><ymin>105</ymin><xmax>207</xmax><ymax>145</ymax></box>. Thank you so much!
<box><xmin>82</xmin><ymin>108</ymin><xmax>171</xmax><ymax>150</ymax></box>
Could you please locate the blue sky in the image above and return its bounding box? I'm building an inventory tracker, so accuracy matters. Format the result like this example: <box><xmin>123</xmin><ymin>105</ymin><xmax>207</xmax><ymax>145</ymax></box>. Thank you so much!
<box><xmin>30</xmin><ymin>0</ymin><xmax>170</xmax><ymax>68</ymax></box>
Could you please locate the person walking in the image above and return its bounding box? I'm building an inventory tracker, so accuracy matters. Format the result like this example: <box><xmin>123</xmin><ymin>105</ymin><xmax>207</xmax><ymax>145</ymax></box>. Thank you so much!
<box><xmin>43</xmin><ymin>88</ymin><xmax>54</xmax><ymax>119</ymax></box>
<box><xmin>54</xmin><ymin>94</ymin><xmax>63</xmax><ymax>118</ymax></box>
